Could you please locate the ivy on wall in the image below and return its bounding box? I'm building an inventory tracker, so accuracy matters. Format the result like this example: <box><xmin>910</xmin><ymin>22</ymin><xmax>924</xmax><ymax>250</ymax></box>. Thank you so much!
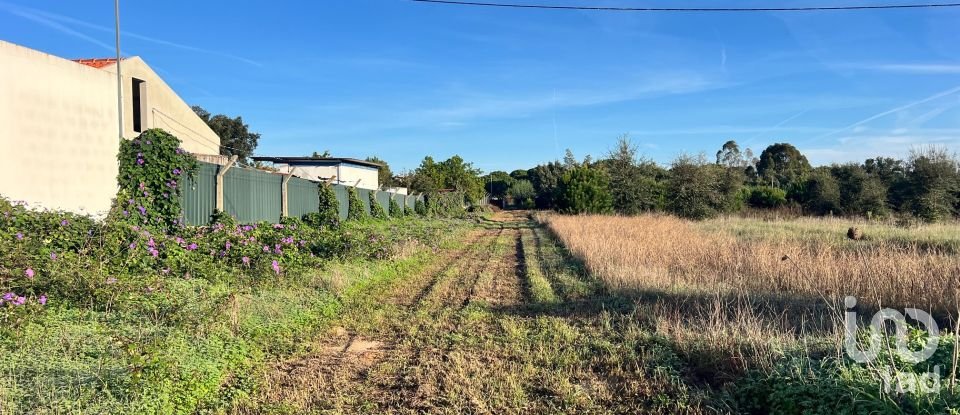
<box><xmin>114</xmin><ymin>129</ymin><xmax>198</xmax><ymax>231</ymax></box>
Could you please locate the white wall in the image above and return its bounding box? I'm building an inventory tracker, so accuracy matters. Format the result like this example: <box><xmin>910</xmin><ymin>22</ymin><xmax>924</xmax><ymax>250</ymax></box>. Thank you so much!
<box><xmin>275</xmin><ymin>163</ymin><xmax>380</xmax><ymax>190</ymax></box>
<box><xmin>100</xmin><ymin>58</ymin><xmax>221</xmax><ymax>155</ymax></box>
<box><xmin>0</xmin><ymin>41</ymin><xmax>120</xmax><ymax>215</ymax></box>
<box><xmin>0</xmin><ymin>40</ymin><xmax>222</xmax><ymax>215</ymax></box>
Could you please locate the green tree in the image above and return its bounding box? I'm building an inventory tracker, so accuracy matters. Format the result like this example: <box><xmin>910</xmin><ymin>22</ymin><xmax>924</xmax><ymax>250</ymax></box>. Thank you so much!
<box><xmin>409</xmin><ymin>155</ymin><xmax>485</xmax><ymax>205</ymax></box>
<box><xmin>557</xmin><ymin>166</ymin><xmax>612</xmax><ymax>214</ymax></box>
<box><xmin>756</xmin><ymin>143</ymin><xmax>811</xmax><ymax>190</ymax></box>
<box><xmin>799</xmin><ymin>168</ymin><xmax>841</xmax><ymax>215</ymax></box>
<box><xmin>528</xmin><ymin>162</ymin><xmax>566</xmax><ymax>209</ymax></box>
<box><xmin>508</xmin><ymin>179</ymin><xmax>536</xmax><ymax>207</ymax></box>
<box><xmin>666</xmin><ymin>154</ymin><xmax>742</xmax><ymax>219</ymax></box>
<box><xmin>366</xmin><ymin>156</ymin><xmax>395</xmax><ymax>188</ymax></box>
<box><xmin>310</xmin><ymin>150</ymin><xmax>331</xmax><ymax>159</ymax></box>
<box><xmin>191</xmin><ymin>106</ymin><xmax>260</xmax><ymax>163</ymax></box>
<box><xmin>603</xmin><ymin>135</ymin><xmax>667</xmax><ymax>214</ymax></box>
<box><xmin>904</xmin><ymin>147</ymin><xmax>960</xmax><ymax>222</ymax></box>
<box><xmin>830</xmin><ymin>163</ymin><xmax>888</xmax><ymax>217</ymax></box>
<box><xmin>716</xmin><ymin>140</ymin><xmax>745</xmax><ymax>168</ymax></box>
<box><xmin>483</xmin><ymin>171</ymin><xmax>515</xmax><ymax>200</ymax></box>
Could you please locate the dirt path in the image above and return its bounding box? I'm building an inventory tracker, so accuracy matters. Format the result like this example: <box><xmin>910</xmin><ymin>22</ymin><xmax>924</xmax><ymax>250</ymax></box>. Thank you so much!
<box><xmin>249</xmin><ymin>211</ymin><xmax>707</xmax><ymax>414</ymax></box>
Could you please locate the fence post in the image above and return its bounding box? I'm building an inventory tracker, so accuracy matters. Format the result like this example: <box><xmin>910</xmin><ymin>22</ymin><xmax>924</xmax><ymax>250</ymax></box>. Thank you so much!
<box><xmin>216</xmin><ymin>155</ymin><xmax>238</xmax><ymax>212</ymax></box>
<box><xmin>281</xmin><ymin>172</ymin><xmax>293</xmax><ymax>218</ymax></box>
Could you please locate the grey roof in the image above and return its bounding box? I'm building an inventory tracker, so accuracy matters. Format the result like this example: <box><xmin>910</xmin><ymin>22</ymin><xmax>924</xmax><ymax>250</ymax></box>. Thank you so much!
<box><xmin>251</xmin><ymin>156</ymin><xmax>382</xmax><ymax>168</ymax></box>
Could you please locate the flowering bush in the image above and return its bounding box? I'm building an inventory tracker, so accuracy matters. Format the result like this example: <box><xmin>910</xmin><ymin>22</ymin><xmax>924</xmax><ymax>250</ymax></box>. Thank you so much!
<box><xmin>347</xmin><ymin>187</ymin><xmax>367</xmax><ymax>221</ymax></box>
<box><xmin>389</xmin><ymin>197</ymin><xmax>404</xmax><ymax>217</ymax></box>
<box><xmin>114</xmin><ymin>129</ymin><xmax>198</xmax><ymax>232</ymax></box>
<box><xmin>369</xmin><ymin>191</ymin><xmax>387</xmax><ymax>220</ymax></box>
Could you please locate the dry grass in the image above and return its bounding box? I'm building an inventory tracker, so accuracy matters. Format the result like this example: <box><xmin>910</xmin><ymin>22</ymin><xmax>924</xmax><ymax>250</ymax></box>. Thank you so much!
<box><xmin>537</xmin><ymin>212</ymin><xmax>960</xmax><ymax>381</ymax></box>
<box><xmin>540</xmin><ymin>213</ymin><xmax>960</xmax><ymax>317</ymax></box>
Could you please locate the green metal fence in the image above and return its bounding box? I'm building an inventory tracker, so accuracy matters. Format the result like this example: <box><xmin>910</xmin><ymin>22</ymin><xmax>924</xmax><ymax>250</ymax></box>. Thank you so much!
<box><xmin>180</xmin><ymin>162</ymin><xmax>423</xmax><ymax>225</ymax></box>
<box><xmin>181</xmin><ymin>163</ymin><xmax>217</xmax><ymax>226</ymax></box>
<box><xmin>287</xmin><ymin>177</ymin><xmax>319</xmax><ymax>219</ymax></box>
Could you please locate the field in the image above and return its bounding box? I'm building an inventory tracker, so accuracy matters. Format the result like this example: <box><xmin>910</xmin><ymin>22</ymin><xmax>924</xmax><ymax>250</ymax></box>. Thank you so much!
<box><xmin>247</xmin><ymin>211</ymin><xmax>960</xmax><ymax>413</ymax></box>
<box><xmin>4</xmin><ymin>209</ymin><xmax>960</xmax><ymax>413</ymax></box>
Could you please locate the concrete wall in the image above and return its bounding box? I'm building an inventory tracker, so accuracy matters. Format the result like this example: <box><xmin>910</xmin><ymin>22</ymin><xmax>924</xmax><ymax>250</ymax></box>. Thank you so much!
<box><xmin>100</xmin><ymin>57</ymin><xmax>220</xmax><ymax>155</ymax></box>
<box><xmin>0</xmin><ymin>41</ymin><xmax>120</xmax><ymax>215</ymax></box>
<box><xmin>275</xmin><ymin>162</ymin><xmax>380</xmax><ymax>190</ymax></box>
<box><xmin>0</xmin><ymin>40</ymin><xmax>220</xmax><ymax>216</ymax></box>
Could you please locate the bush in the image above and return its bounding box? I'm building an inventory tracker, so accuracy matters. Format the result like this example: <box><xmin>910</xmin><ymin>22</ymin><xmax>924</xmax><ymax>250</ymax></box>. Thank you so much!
<box><xmin>389</xmin><ymin>196</ymin><xmax>403</xmax><ymax>217</ymax></box>
<box><xmin>114</xmin><ymin>129</ymin><xmax>198</xmax><ymax>232</ymax></box>
<box><xmin>414</xmin><ymin>199</ymin><xmax>427</xmax><ymax>216</ymax></box>
<box><xmin>425</xmin><ymin>192</ymin><xmax>466</xmax><ymax>218</ymax></box>
<box><xmin>747</xmin><ymin>186</ymin><xmax>787</xmax><ymax>209</ymax></box>
<box><xmin>347</xmin><ymin>187</ymin><xmax>367</xmax><ymax>221</ymax></box>
<box><xmin>557</xmin><ymin>166</ymin><xmax>612</xmax><ymax>214</ymax></box>
<box><xmin>369</xmin><ymin>191</ymin><xmax>387</xmax><ymax>219</ymax></box>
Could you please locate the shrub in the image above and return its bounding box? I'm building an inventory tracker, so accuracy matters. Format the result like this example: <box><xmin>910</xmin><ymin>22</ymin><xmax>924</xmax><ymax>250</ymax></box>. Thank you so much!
<box><xmin>304</xmin><ymin>183</ymin><xmax>340</xmax><ymax>229</ymax></box>
<box><xmin>747</xmin><ymin>186</ymin><xmax>787</xmax><ymax>209</ymax></box>
<box><xmin>369</xmin><ymin>191</ymin><xmax>387</xmax><ymax>220</ymax></box>
<box><xmin>114</xmin><ymin>129</ymin><xmax>198</xmax><ymax>232</ymax></box>
<box><xmin>425</xmin><ymin>192</ymin><xmax>466</xmax><ymax>217</ymax></box>
<box><xmin>389</xmin><ymin>196</ymin><xmax>403</xmax><ymax>217</ymax></box>
<box><xmin>414</xmin><ymin>199</ymin><xmax>427</xmax><ymax>216</ymax></box>
<box><xmin>347</xmin><ymin>187</ymin><xmax>367</xmax><ymax>221</ymax></box>
<box><xmin>556</xmin><ymin>166</ymin><xmax>612</xmax><ymax>214</ymax></box>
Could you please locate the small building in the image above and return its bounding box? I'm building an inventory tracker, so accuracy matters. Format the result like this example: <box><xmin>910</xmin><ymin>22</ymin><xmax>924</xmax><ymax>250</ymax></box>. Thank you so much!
<box><xmin>252</xmin><ymin>157</ymin><xmax>382</xmax><ymax>190</ymax></box>
<box><xmin>0</xmin><ymin>40</ymin><xmax>221</xmax><ymax>215</ymax></box>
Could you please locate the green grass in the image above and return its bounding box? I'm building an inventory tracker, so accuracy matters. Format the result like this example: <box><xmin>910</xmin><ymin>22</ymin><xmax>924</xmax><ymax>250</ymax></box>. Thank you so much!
<box><xmin>0</xmin><ymin>219</ymin><xmax>467</xmax><ymax>414</ymax></box>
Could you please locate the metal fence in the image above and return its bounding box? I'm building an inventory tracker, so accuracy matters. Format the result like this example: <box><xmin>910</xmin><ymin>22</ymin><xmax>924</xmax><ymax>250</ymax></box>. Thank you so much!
<box><xmin>180</xmin><ymin>161</ymin><xmax>423</xmax><ymax>225</ymax></box>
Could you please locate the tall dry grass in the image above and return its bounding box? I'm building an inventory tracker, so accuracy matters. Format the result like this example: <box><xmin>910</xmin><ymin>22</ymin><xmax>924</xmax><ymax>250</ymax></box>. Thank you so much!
<box><xmin>540</xmin><ymin>213</ymin><xmax>960</xmax><ymax>317</ymax></box>
<box><xmin>538</xmin><ymin>213</ymin><xmax>960</xmax><ymax>376</ymax></box>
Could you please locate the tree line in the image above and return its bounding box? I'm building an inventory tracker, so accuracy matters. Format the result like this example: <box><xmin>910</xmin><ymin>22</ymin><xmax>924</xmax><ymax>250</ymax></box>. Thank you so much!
<box><xmin>484</xmin><ymin>135</ymin><xmax>960</xmax><ymax>222</ymax></box>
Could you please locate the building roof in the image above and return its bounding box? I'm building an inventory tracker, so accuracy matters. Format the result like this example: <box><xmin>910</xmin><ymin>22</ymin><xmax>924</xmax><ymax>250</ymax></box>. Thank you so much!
<box><xmin>251</xmin><ymin>156</ymin><xmax>383</xmax><ymax>168</ymax></box>
<box><xmin>72</xmin><ymin>58</ymin><xmax>122</xmax><ymax>69</ymax></box>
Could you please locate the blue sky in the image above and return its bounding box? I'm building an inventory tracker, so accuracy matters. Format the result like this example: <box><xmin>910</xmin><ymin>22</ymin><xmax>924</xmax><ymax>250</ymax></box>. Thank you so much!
<box><xmin>2</xmin><ymin>0</ymin><xmax>959</xmax><ymax>173</ymax></box>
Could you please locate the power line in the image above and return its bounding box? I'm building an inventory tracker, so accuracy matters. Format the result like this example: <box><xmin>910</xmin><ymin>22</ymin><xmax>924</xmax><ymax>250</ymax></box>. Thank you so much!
<box><xmin>411</xmin><ymin>0</ymin><xmax>960</xmax><ymax>12</ymax></box>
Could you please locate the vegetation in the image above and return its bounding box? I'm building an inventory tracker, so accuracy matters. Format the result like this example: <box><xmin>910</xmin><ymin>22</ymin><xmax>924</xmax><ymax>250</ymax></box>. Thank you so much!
<box><xmin>369</xmin><ymin>191</ymin><xmax>388</xmax><ymax>220</ymax></box>
<box><xmin>388</xmin><ymin>196</ymin><xmax>404</xmax><ymax>217</ymax></box>
<box><xmin>541</xmin><ymin>212</ymin><xmax>960</xmax><ymax>413</ymax></box>
<box><xmin>0</xmin><ymin>130</ymin><xmax>468</xmax><ymax>413</ymax></box>
<box><xmin>517</xmin><ymin>135</ymin><xmax>960</xmax><ymax>222</ymax></box>
<box><xmin>191</xmin><ymin>106</ymin><xmax>260</xmax><ymax>164</ymax></box>
<box><xmin>365</xmin><ymin>156</ymin><xmax>395</xmax><ymax>188</ymax></box>
<box><xmin>346</xmin><ymin>187</ymin><xmax>367</xmax><ymax>221</ymax></box>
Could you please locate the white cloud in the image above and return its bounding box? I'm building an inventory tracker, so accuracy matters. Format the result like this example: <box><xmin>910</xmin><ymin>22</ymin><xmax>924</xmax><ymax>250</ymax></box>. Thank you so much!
<box><xmin>850</xmin><ymin>63</ymin><xmax>960</xmax><ymax>74</ymax></box>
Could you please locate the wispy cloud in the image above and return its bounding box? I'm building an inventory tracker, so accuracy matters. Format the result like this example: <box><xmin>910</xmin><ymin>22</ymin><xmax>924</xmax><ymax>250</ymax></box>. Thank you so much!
<box><xmin>0</xmin><ymin>1</ymin><xmax>261</xmax><ymax>66</ymax></box>
<box><xmin>807</xmin><ymin>84</ymin><xmax>960</xmax><ymax>144</ymax></box>
<box><xmin>3</xmin><ymin>5</ymin><xmax>115</xmax><ymax>52</ymax></box>
<box><xmin>845</xmin><ymin>63</ymin><xmax>960</xmax><ymax>74</ymax></box>
<box><xmin>803</xmin><ymin>133</ymin><xmax>960</xmax><ymax>165</ymax></box>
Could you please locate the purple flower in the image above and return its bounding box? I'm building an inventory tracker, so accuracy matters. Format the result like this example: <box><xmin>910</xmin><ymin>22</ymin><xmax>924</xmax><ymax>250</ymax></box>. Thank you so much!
<box><xmin>38</xmin><ymin>295</ymin><xmax>47</xmax><ymax>306</ymax></box>
<box><xmin>14</xmin><ymin>296</ymin><xmax>25</xmax><ymax>306</ymax></box>
<box><xmin>129</xmin><ymin>241</ymin><xmax>137</xmax><ymax>250</ymax></box>
<box><xmin>15</xmin><ymin>232</ymin><xmax>23</xmax><ymax>240</ymax></box>
<box><xmin>274</xmin><ymin>244</ymin><xmax>282</xmax><ymax>254</ymax></box>
<box><xmin>271</xmin><ymin>260</ymin><xmax>281</xmax><ymax>275</ymax></box>
<box><xmin>225</xmin><ymin>241</ymin><xmax>232</xmax><ymax>250</ymax></box>
<box><xmin>139</xmin><ymin>182</ymin><xmax>146</xmax><ymax>190</ymax></box>
<box><xmin>106</xmin><ymin>277</ymin><xmax>117</xmax><ymax>285</ymax></box>
<box><xmin>242</xmin><ymin>256</ymin><xmax>250</xmax><ymax>265</ymax></box>
<box><xmin>24</xmin><ymin>268</ymin><xmax>34</xmax><ymax>279</ymax></box>
<box><xmin>242</xmin><ymin>225</ymin><xmax>254</xmax><ymax>232</ymax></box>
<box><xmin>263</xmin><ymin>245</ymin><xmax>270</xmax><ymax>253</ymax></box>
<box><xmin>122</xmin><ymin>210</ymin><xmax>129</xmax><ymax>217</ymax></box>
<box><xmin>2</xmin><ymin>292</ymin><xmax>14</xmax><ymax>302</ymax></box>
<box><xmin>173</xmin><ymin>168</ymin><xmax>182</xmax><ymax>176</ymax></box>
<box><xmin>273</xmin><ymin>224</ymin><xmax>285</xmax><ymax>229</ymax></box>
<box><xmin>128</xmin><ymin>199</ymin><xmax>135</xmax><ymax>205</ymax></box>
<box><xmin>148</xmin><ymin>247</ymin><xmax>159</xmax><ymax>257</ymax></box>
<box><xmin>176</xmin><ymin>148</ymin><xmax>184</xmax><ymax>154</ymax></box>
<box><xmin>137</xmin><ymin>158</ymin><xmax>145</xmax><ymax>165</ymax></box>
<box><xmin>60</xmin><ymin>219</ymin><xmax>69</xmax><ymax>226</ymax></box>
<box><xmin>175</xmin><ymin>236</ymin><xmax>185</xmax><ymax>245</ymax></box>
<box><xmin>50</xmin><ymin>252</ymin><xmax>57</xmax><ymax>260</ymax></box>
<box><xmin>138</xmin><ymin>206</ymin><xmax>147</xmax><ymax>216</ymax></box>
<box><xmin>187</xmin><ymin>242</ymin><xmax>198</xmax><ymax>251</ymax></box>
<box><xmin>147</xmin><ymin>238</ymin><xmax>156</xmax><ymax>248</ymax></box>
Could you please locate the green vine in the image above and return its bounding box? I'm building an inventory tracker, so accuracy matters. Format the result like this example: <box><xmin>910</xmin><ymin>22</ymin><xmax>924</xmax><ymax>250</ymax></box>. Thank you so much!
<box><xmin>369</xmin><ymin>191</ymin><xmax>387</xmax><ymax>219</ymax></box>
<box><xmin>114</xmin><ymin>129</ymin><xmax>198</xmax><ymax>231</ymax></box>
<box><xmin>389</xmin><ymin>197</ymin><xmax>403</xmax><ymax>217</ymax></box>
<box><xmin>347</xmin><ymin>187</ymin><xmax>367</xmax><ymax>221</ymax></box>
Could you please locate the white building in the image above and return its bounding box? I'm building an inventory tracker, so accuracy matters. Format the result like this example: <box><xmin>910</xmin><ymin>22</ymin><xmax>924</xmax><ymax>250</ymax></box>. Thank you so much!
<box><xmin>252</xmin><ymin>157</ymin><xmax>382</xmax><ymax>190</ymax></box>
<box><xmin>0</xmin><ymin>40</ymin><xmax>221</xmax><ymax>215</ymax></box>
